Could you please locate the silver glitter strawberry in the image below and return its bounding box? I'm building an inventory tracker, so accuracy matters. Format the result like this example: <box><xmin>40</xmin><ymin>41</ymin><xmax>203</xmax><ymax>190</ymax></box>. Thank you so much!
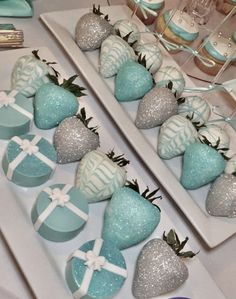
<box><xmin>206</xmin><ymin>173</ymin><xmax>236</xmax><ymax>218</ymax></box>
<box><xmin>53</xmin><ymin>108</ymin><xmax>99</xmax><ymax>164</ymax></box>
<box><xmin>135</xmin><ymin>83</ymin><xmax>178</xmax><ymax>129</ymax></box>
<box><xmin>75</xmin><ymin>5</ymin><xmax>113</xmax><ymax>51</ymax></box>
<box><xmin>132</xmin><ymin>229</ymin><xmax>196</xmax><ymax>298</ymax></box>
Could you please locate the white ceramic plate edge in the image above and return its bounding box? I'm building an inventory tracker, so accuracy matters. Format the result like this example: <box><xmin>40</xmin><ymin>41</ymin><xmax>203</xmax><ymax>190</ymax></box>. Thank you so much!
<box><xmin>40</xmin><ymin>6</ymin><xmax>236</xmax><ymax>248</ymax></box>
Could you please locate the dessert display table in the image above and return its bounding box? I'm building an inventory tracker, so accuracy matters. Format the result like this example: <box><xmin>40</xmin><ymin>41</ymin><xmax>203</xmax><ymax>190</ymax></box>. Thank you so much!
<box><xmin>0</xmin><ymin>1</ymin><xmax>235</xmax><ymax>299</ymax></box>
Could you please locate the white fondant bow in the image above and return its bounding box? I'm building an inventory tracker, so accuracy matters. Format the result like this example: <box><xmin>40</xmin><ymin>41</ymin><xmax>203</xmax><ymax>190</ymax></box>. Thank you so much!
<box><xmin>49</xmin><ymin>188</ymin><xmax>70</xmax><ymax>207</ymax></box>
<box><xmin>69</xmin><ymin>239</ymin><xmax>127</xmax><ymax>299</ymax></box>
<box><xmin>0</xmin><ymin>90</ymin><xmax>33</xmax><ymax>120</ymax></box>
<box><xmin>20</xmin><ymin>139</ymin><xmax>39</xmax><ymax>155</ymax></box>
<box><xmin>34</xmin><ymin>184</ymin><xmax>89</xmax><ymax>231</ymax></box>
<box><xmin>0</xmin><ymin>90</ymin><xmax>16</xmax><ymax>107</ymax></box>
<box><xmin>7</xmin><ymin>135</ymin><xmax>56</xmax><ymax>180</ymax></box>
<box><xmin>84</xmin><ymin>250</ymin><xmax>106</xmax><ymax>271</ymax></box>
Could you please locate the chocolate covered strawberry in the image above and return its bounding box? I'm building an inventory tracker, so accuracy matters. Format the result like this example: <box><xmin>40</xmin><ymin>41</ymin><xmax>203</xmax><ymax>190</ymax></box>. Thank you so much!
<box><xmin>75</xmin><ymin>5</ymin><xmax>112</xmax><ymax>51</ymax></box>
<box><xmin>76</xmin><ymin>149</ymin><xmax>129</xmax><ymax>203</ymax></box>
<box><xmin>53</xmin><ymin>108</ymin><xmax>99</xmax><ymax>164</ymax></box>
<box><xmin>34</xmin><ymin>75</ymin><xmax>85</xmax><ymax>129</ymax></box>
<box><xmin>135</xmin><ymin>82</ymin><xmax>178</xmax><ymax>129</ymax></box>
<box><xmin>102</xmin><ymin>179</ymin><xmax>161</xmax><ymax>250</ymax></box>
<box><xmin>11</xmin><ymin>50</ymin><xmax>59</xmax><ymax>97</ymax></box>
<box><xmin>206</xmin><ymin>173</ymin><xmax>236</xmax><ymax>217</ymax></box>
<box><xmin>133</xmin><ymin>229</ymin><xmax>196</xmax><ymax>298</ymax></box>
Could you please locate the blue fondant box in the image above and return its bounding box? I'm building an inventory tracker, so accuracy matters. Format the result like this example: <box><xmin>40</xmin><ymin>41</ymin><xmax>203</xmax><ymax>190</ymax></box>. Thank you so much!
<box><xmin>66</xmin><ymin>238</ymin><xmax>127</xmax><ymax>299</ymax></box>
<box><xmin>2</xmin><ymin>134</ymin><xmax>56</xmax><ymax>187</ymax></box>
<box><xmin>31</xmin><ymin>183</ymin><xmax>89</xmax><ymax>242</ymax></box>
<box><xmin>0</xmin><ymin>90</ymin><xmax>33</xmax><ymax>139</ymax></box>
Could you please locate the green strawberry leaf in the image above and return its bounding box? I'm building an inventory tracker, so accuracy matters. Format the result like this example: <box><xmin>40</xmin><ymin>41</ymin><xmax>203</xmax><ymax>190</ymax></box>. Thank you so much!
<box><xmin>47</xmin><ymin>74</ymin><xmax>60</xmax><ymax>85</ymax></box>
<box><xmin>76</xmin><ymin>107</ymin><xmax>99</xmax><ymax>135</ymax></box>
<box><xmin>177</xmin><ymin>97</ymin><xmax>186</xmax><ymax>105</ymax></box>
<box><xmin>166</xmin><ymin>81</ymin><xmax>173</xmax><ymax>91</ymax></box>
<box><xmin>32</xmin><ymin>50</ymin><xmax>60</xmax><ymax>77</ymax></box>
<box><xmin>60</xmin><ymin>75</ymin><xmax>86</xmax><ymax>97</ymax></box>
<box><xmin>106</xmin><ymin>149</ymin><xmax>130</xmax><ymax>167</ymax></box>
<box><xmin>126</xmin><ymin>179</ymin><xmax>161</xmax><ymax>211</ymax></box>
<box><xmin>92</xmin><ymin>4</ymin><xmax>110</xmax><ymax>21</ymax></box>
<box><xmin>163</xmin><ymin>229</ymin><xmax>197</xmax><ymax>258</ymax></box>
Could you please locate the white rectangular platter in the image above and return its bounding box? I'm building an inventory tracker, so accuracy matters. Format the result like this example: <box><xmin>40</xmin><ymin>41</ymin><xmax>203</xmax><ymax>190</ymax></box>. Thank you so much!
<box><xmin>40</xmin><ymin>5</ymin><xmax>236</xmax><ymax>248</ymax></box>
<box><xmin>0</xmin><ymin>47</ymin><xmax>226</xmax><ymax>299</ymax></box>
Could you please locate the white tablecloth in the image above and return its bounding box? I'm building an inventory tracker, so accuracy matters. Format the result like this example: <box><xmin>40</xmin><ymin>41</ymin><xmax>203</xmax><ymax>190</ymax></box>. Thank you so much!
<box><xmin>0</xmin><ymin>1</ymin><xmax>236</xmax><ymax>299</ymax></box>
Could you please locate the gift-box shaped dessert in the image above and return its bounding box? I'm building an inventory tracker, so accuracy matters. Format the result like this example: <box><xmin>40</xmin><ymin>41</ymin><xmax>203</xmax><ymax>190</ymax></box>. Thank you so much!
<box><xmin>31</xmin><ymin>184</ymin><xmax>89</xmax><ymax>242</ymax></box>
<box><xmin>0</xmin><ymin>90</ymin><xmax>33</xmax><ymax>139</ymax></box>
<box><xmin>66</xmin><ymin>238</ymin><xmax>127</xmax><ymax>299</ymax></box>
<box><xmin>2</xmin><ymin>134</ymin><xmax>56</xmax><ymax>187</ymax></box>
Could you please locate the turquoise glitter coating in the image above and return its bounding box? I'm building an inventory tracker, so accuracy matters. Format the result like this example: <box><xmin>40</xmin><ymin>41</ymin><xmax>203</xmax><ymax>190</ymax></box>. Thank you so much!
<box><xmin>0</xmin><ymin>91</ymin><xmax>33</xmax><ymax>139</ymax></box>
<box><xmin>2</xmin><ymin>134</ymin><xmax>56</xmax><ymax>187</ymax></box>
<box><xmin>34</xmin><ymin>83</ymin><xmax>79</xmax><ymax>129</ymax></box>
<box><xmin>31</xmin><ymin>184</ymin><xmax>89</xmax><ymax>242</ymax></box>
<box><xmin>102</xmin><ymin>187</ymin><xmax>161</xmax><ymax>250</ymax></box>
<box><xmin>66</xmin><ymin>239</ymin><xmax>127</xmax><ymax>298</ymax></box>
<box><xmin>115</xmin><ymin>61</ymin><xmax>153</xmax><ymax>102</ymax></box>
<box><xmin>164</xmin><ymin>10</ymin><xmax>199</xmax><ymax>42</ymax></box>
<box><xmin>181</xmin><ymin>143</ymin><xmax>226</xmax><ymax>190</ymax></box>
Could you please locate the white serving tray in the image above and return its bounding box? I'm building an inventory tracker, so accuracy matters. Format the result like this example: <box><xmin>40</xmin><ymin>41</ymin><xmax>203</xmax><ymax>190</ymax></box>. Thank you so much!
<box><xmin>0</xmin><ymin>47</ymin><xmax>226</xmax><ymax>299</ymax></box>
<box><xmin>40</xmin><ymin>5</ymin><xmax>236</xmax><ymax>248</ymax></box>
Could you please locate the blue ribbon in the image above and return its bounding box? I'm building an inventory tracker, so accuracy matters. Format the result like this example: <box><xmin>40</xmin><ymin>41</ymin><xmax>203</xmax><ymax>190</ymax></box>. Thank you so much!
<box><xmin>132</xmin><ymin>0</ymin><xmax>158</xmax><ymax>19</ymax></box>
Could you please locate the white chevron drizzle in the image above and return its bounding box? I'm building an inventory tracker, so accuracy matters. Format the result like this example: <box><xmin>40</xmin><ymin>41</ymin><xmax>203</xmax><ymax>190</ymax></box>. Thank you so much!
<box><xmin>158</xmin><ymin>115</ymin><xmax>198</xmax><ymax>159</ymax></box>
<box><xmin>100</xmin><ymin>35</ymin><xmax>136</xmax><ymax>78</ymax></box>
<box><xmin>178</xmin><ymin>96</ymin><xmax>211</xmax><ymax>126</ymax></box>
<box><xmin>135</xmin><ymin>43</ymin><xmax>163</xmax><ymax>75</ymax></box>
<box><xmin>154</xmin><ymin>66</ymin><xmax>185</xmax><ymax>97</ymax></box>
<box><xmin>11</xmin><ymin>55</ymin><xmax>51</xmax><ymax>97</ymax></box>
<box><xmin>76</xmin><ymin>150</ymin><xmax>126</xmax><ymax>203</ymax></box>
<box><xmin>198</xmin><ymin>124</ymin><xmax>230</xmax><ymax>153</ymax></box>
<box><xmin>113</xmin><ymin>19</ymin><xmax>140</xmax><ymax>44</ymax></box>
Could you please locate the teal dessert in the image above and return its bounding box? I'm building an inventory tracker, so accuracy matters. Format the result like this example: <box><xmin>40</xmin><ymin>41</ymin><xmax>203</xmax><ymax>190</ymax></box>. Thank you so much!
<box><xmin>2</xmin><ymin>134</ymin><xmax>56</xmax><ymax>187</ymax></box>
<box><xmin>0</xmin><ymin>90</ymin><xmax>33</xmax><ymax>139</ymax></box>
<box><xmin>102</xmin><ymin>182</ymin><xmax>161</xmax><ymax>250</ymax></box>
<box><xmin>11</xmin><ymin>50</ymin><xmax>54</xmax><ymax>97</ymax></box>
<box><xmin>115</xmin><ymin>61</ymin><xmax>153</xmax><ymax>102</ymax></box>
<box><xmin>195</xmin><ymin>33</ymin><xmax>236</xmax><ymax>75</ymax></box>
<box><xmin>66</xmin><ymin>238</ymin><xmax>127</xmax><ymax>298</ymax></box>
<box><xmin>100</xmin><ymin>35</ymin><xmax>136</xmax><ymax>78</ymax></box>
<box><xmin>31</xmin><ymin>184</ymin><xmax>89</xmax><ymax>242</ymax></box>
<box><xmin>156</xmin><ymin>9</ymin><xmax>199</xmax><ymax>47</ymax></box>
<box><xmin>181</xmin><ymin>143</ymin><xmax>226</xmax><ymax>189</ymax></box>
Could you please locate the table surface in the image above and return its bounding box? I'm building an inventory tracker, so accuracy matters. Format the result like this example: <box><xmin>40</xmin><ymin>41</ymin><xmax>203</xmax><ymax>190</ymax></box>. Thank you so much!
<box><xmin>0</xmin><ymin>1</ymin><xmax>236</xmax><ymax>299</ymax></box>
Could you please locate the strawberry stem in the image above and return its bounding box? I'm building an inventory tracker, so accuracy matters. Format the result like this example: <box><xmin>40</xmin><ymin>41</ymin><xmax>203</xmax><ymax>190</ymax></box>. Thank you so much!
<box><xmin>92</xmin><ymin>4</ymin><xmax>110</xmax><ymax>21</ymax></box>
<box><xmin>32</xmin><ymin>50</ymin><xmax>60</xmax><ymax>77</ymax></box>
<box><xmin>106</xmin><ymin>149</ymin><xmax>130</xmax><ymax>167</ymax></box>
<box><xmin>76</xmin><ymin>107</ymin><xmax>99</xmax><ymax>135</ymax></box>
<box><xmin>47</xmin><ymin>74</ymin><xmax>86</xmax><ymax>97</ymax></box>
<box><xmin>125</xmin><ymin>179</ymin><xmax>161</xmax><ymax>211</ymax></box>
<box><xmin>163</xmin><ymin>229</ymin><xmax>197</xmax><ymax>258</ymax></box>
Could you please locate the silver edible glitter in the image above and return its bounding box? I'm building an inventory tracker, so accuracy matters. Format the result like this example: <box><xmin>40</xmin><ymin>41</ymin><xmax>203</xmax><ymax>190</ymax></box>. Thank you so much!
<box><xmin>53</xmin><ymin>116</ymin><xmax>99</xmax><ymax>164</ymax></box>
<box><xmin>206</xmin><ymin>174</ymin><xmax>236</xmax><ymax>218</ymax></box>
<box><xmin>132</xmin><ymin>239</ymin><xmax>188</xmax><ymax>298</ymax></box>
<box><xmin>75</xmin><ymin>13</ymin><xmax>112</xmax><ymax>51</ymax></box>
<box><xmin>135</xmin><ymin>87</ymin><xmax>178</xmax><ymax>129</ymax></box>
